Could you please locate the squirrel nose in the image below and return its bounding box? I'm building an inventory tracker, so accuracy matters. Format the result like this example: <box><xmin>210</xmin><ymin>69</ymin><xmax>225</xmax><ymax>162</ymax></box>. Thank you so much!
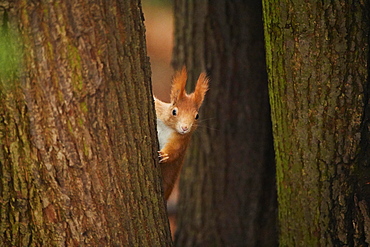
<box><xmin>181</xmin><ymin>126</ymin><xmax>189</xmax><ymax>132</ymax></box>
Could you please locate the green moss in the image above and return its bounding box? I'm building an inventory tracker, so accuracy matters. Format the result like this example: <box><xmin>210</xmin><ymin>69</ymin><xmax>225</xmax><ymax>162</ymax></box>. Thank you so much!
<box><xmin>80</xmin><ymin>101</ymin><xmax>88</xmax><ymax>113</ymax></box>
<box><xmin>77</xmin><ymin>117</ymin><xmax>84</xmax><ymax>127</ymax></box>
<box><xmin>67</xmin><ymin>44</ymin><xmax>83</xmax><ymax>92</ymax></box>
<box><xmin>67</xmin><ymin>119</ymin><xmax>74</xmax><ymax>134</ymax></box>
<box><xmin>0</xmin><ymin>27</ymin><xmax>22</xmax><ymax>88</ymax></box>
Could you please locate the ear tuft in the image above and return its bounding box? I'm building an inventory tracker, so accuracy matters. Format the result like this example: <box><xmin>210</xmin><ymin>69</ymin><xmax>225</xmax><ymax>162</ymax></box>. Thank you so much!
<box><xmin>170</xmin><ymin>67</ymin><xmax>187</xmax><ymax>104</ymax></box>
<box><xmin>194</xmin><ymin>72</ymin><xmax>209</xmax><ymax>109</ymax></box>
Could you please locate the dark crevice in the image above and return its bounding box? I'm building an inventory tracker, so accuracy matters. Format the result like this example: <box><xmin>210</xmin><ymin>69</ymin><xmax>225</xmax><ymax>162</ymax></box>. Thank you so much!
<box><xmin>352</xmin><ymin>1</ymin><xmax>370</xmax><ymax>246</ymax></box>
<box><xmin>357</xmin><ymin>0</ymin><xmax>370</xmax><ymax>203</ymax></box>
<box><xmin>1</xmin><ymin>8</ymin><xmax>9</xmax><ymax>31</ymax></box>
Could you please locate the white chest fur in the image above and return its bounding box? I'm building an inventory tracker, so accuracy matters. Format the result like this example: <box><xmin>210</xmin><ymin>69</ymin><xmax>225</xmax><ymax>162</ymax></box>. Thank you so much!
<box><xmin>157</xmin><ymin>118</ymin><xmax>175</xmax><ymax>150</ymax></box>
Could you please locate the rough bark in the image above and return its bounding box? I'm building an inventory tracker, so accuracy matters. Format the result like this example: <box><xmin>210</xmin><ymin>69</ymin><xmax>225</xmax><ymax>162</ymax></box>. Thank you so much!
<box><xmin>0</xmin><ymin>0</ymin><xmax>172</xmax><ymax>246</ymax></box>
<box><xmin>173</xmin><ymin>0</ymin><xmax>277</xmax><ymax>246</ymax></box>
<box><xmin>263</xmin><ymin>0</ymin><xmax>370</xmax><ymax>245</ymax></box>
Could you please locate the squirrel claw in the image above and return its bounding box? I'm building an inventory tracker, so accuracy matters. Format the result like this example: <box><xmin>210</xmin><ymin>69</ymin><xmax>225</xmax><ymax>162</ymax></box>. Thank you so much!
<box><xmin>158</xmin><ymin>151</ymin><xmax>169</xmax><ymax>163</ymax></box>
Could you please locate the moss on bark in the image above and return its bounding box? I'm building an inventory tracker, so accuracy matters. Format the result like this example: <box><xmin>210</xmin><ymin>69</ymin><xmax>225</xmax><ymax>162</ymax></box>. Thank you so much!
<box><xmin>263</xmin><ymin>0</ymin><xmax>370</xmax><ymax>245</ymax></box>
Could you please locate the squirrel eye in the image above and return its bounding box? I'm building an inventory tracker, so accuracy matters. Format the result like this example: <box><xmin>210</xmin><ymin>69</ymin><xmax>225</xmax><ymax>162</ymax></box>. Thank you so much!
<box><xmin>195</xmin><ymin>113</ymin><xmax>199</xmax><ymax>120</ymax></box>
<box><xmin>172</xmin><ymin>109</ymin><xmax>177</xmax><ymax>116</ymax></box>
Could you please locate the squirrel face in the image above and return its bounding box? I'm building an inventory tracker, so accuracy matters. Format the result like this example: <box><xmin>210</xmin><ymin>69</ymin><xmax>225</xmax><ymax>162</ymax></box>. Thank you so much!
<box><xmin>167</xmin><ymin>67</ymin><xmax>209</xmax><ymax>135</ymax></box>
<box><xmin>168</xmin><ymin>97</ymin><xmax>200</xmax><ymax>134</ymax></box>
<box><xmin>154</xmin><ymin>67</ymin><xmax>209</xmax><ymax>137</ymax></box>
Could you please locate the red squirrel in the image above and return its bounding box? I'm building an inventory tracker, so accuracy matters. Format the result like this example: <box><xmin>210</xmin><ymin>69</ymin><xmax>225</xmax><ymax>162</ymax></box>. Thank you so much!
<box><xmin>154</xmin><ymin>67</ymin><xmax>209</xmax><ymax>200</ymax></box>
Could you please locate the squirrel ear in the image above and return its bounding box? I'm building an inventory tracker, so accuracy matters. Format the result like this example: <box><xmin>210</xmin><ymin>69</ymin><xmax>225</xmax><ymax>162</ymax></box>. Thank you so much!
<box><xmin>193</xmin><ymin>72</ymin><xmax>209</xmax><ymax>109</ymax></box>
<box><xmin>170</xmin><ymin>66</ymin><xmax>187</xmax><ymax>104</ymax></box>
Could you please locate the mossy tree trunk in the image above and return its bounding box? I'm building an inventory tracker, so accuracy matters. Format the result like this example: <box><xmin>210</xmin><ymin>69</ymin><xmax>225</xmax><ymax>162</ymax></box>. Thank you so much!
<box><xmin>0</xmin><ymin>0</ymin><xmax>172</xmax><ymax>246</ymax></box>
<box><xmin>263</xmin><ymin>1</ymin><xmax>370</xmax><ymax>245</ymax></box>
<box><xmin>173</xmin><ymin>0</ymin><xmax>277</xmax><ymax>246</ymax></box>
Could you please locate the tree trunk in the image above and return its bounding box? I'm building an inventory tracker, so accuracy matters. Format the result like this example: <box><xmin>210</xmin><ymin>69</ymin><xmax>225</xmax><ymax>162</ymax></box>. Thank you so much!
<box><xmin>173</xmin><ymin>1</ymin><xmax>277</xmax><ymax>246</ymax></box>
<box><xmin>0</xmin><ymin>1</ymin><xmax>172</xmax><ymax>246</ymax></box>
<box><xmin>263</xmin><ymin>1</ymin><xmax>370</xmax><ymax>245</ymax></box>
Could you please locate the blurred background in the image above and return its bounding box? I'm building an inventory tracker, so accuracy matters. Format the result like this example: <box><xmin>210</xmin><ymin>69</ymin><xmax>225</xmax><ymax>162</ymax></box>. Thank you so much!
<box><xmin>142</xmin><ymin>0</ymin><xmax>178</xmax><ymax>236</ymax></box>
<box><xmin>143</xmin><ymin>0</ymin><xmax>173</xmax><ymax>102</ymax></box>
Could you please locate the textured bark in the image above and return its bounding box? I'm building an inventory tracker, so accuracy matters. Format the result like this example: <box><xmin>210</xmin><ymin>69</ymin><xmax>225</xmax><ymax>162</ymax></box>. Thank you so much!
<box><xmin>0</xmin><ymin>0</ymin><xmax>172</xmax><ymax>246</ymax></box>
<box><xmin>263</xmin><ymin>0</ymin><xmax>370</xmax><ymax>246</ymax></box>
<box><xmin>173</xmin><ymin>1</ymin><xmax>277</xmax><ymax>246</ymax></box>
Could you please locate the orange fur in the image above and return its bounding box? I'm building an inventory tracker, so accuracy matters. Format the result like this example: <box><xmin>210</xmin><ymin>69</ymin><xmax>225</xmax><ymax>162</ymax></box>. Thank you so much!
<box><xmin>170</xmin><ymin>67</ymin><xmax>187</xmax><ymax>104</ymax></box>
<box><xmin>194</xmin><ymin>73</ymin><xmax>209</xmax><ymax>108</ymax></box>
<box><xmin>154</xmin><ymin>67</ymin><xmax>209</xmax><ymax>200</ymax></box>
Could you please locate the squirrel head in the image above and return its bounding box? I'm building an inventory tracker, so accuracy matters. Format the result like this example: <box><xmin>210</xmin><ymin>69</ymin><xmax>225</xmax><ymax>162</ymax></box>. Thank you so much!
<box><xmin>167</xmin><ymin>67</ymin><xmax>209</xmax><ymax>135</ymax></box>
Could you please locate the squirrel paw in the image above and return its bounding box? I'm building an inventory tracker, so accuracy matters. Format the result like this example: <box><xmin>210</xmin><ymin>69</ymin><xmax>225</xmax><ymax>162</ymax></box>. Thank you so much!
<box><xmin>158</xmin><ymin>151</ymin><xmax>169</xmax><ymax>163</ymax></box>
